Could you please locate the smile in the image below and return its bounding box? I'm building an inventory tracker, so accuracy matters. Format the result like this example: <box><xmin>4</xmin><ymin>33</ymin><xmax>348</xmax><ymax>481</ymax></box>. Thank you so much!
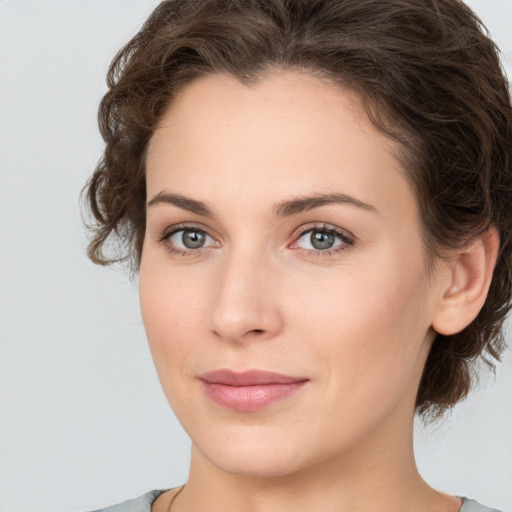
<box><xmin>199</xmin><ymin>369</ymin><xmax>309</xmax><ymax>412</ymax></box>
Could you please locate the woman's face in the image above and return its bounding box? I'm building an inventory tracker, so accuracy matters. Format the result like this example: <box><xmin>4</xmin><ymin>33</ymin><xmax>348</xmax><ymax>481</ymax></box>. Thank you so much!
<box><xmin>140</xmin><ymin>71</ymin><xmax>445</xmax><ymax>477</ymax></box>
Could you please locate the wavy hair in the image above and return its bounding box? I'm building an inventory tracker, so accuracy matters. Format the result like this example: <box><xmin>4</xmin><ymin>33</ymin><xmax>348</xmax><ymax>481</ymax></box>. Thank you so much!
<box><xmin>83</xmin><ymin>0</ymin><xmax>512</xmax><ymax>419</ymax></box>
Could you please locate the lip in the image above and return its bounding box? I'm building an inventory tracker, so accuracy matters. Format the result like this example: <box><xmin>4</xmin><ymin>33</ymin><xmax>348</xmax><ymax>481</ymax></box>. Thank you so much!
<box><xmin>199</xmin><ymin>369</ymin><xmax>309</xmax><ymax>412</ymax></box>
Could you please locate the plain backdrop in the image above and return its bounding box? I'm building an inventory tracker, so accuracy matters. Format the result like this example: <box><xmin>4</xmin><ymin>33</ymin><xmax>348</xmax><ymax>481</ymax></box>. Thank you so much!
<box><xmin>0</xmin><ymin>1</ymin><xmax>511</xmax><ymax>511</ymax></box>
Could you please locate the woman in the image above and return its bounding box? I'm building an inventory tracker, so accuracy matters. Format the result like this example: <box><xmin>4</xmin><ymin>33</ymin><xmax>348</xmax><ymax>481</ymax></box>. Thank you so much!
<box><xmin>83</xmin><ymin>0</ymin><xmax>512</xmax><ymax>510</ymax></box>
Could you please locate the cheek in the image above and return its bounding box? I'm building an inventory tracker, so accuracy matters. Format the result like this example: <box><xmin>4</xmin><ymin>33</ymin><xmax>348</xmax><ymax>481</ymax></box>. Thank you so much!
<box><xmin>139</xmin><ymin>232</ymin><xmax>433</xmax><ymax>424</ymax></box>
<box><xmin>290</xmin><ymin>252</ymin><xmax>432</xmax><ymax>401</ymax></box>
<box><xmin>138</xmin><ymin>258</ymin><xmax>205</xmax><ymax>382</ymax></box>
<box><xmin>139</xmin><ymin>269</ymin><xmax>213</xmax><ymax>427</ymax></box>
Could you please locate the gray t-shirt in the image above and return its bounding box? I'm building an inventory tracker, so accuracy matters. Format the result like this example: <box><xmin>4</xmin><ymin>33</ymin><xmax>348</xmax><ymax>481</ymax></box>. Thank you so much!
<box><xmin>86</xmin><ymin>490</ymin><xmax>507</xmax><ymax>512</ymax></box>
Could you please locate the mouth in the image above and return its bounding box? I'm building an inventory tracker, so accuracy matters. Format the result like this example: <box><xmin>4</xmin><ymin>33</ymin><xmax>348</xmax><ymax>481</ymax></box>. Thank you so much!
<box><xmin>199</xmin><ymin>369</ymin><xmax>309</xmax><ymax>412</ymax></box>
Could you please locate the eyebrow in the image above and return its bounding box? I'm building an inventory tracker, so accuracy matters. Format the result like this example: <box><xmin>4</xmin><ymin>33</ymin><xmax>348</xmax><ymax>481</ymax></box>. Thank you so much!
<box><xmin>273</xmin><ymin>192</ymin><xmax>378</xmax><ymax>217</ymax></box>
<box><xmin>147</xmin><ymin>192</ymin><xmax>214</xmax><ymax>216</ymax></box>
<box><xmin>147</xmin><ymin>191</ymin><xmax>378</xmax><ymax>217</ymax></box>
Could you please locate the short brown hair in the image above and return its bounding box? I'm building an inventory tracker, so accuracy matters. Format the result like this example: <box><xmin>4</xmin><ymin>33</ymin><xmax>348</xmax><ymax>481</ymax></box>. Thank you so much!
<box><xmin>83</xmin><ymin>0</ymin><xmax>512</xmax><ymax>419</ymax></box>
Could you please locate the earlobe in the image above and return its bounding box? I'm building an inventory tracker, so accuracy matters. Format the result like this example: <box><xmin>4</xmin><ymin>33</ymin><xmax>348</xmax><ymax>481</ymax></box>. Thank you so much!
<box><xmin>432</xmin><ymin>227</ymin><xmax>499</xmax><ymax>336</ymax></box>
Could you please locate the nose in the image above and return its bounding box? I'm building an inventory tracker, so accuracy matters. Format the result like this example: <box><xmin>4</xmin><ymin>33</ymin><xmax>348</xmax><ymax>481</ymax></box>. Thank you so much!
<box><xmin>208</xmin><ymin>248</ymin><xmax>283</xmax><ymax>343</ymax></box>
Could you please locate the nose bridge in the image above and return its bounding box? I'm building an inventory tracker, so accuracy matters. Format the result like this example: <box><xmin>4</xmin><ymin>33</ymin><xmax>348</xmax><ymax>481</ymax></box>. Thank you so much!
<box><xmin>208</xmin><ymin>243</ymin><xmax>282</xmax><ymax>342</ymax></box>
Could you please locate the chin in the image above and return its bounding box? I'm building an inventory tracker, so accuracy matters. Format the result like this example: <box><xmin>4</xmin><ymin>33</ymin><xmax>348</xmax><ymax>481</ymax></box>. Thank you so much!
<box><xmin>203</xmin><ymin>448</ymin><xmax>309</xmax><ymax>479</ymax></box>
<box><xmin>191</xmin><ymin>425</ymin><xmax>316</xmax><ymax>479</ymax></box>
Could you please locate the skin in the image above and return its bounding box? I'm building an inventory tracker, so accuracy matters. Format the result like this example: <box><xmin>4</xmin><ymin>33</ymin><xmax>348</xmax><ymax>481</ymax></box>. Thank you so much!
<box><xmin>139</xmin><ymin>70</ymin><xmax>496</xmax><ymax>512</ymax></box>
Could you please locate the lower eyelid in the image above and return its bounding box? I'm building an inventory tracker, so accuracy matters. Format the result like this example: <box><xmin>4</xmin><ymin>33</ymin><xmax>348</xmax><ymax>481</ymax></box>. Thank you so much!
<box><xmin>165</xmin><ymin>245</ymin><xmax>208</xmax><ymax>257</ymax></box>
<box><xmin>298</xmin><ymin>244</ymin><xmax>351</xmax><ymax>255</ymax></box>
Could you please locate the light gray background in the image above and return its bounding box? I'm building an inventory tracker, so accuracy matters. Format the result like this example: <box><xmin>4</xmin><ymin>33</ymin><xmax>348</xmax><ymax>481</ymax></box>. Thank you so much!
<box><xmin>0</xmin><ymin>1</ymin><xmax>511</xmax><ymax>511</ymax></box>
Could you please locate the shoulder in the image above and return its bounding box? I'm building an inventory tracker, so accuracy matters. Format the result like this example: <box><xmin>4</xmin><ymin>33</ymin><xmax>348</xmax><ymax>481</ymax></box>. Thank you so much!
<box><xmin>84</xmin><ymin>490</ymin><xmax>167</xmax><ymax>512</ymax></box>
<box><xmin>460</xmin><ymin>497</ymin><xmax>508</xmax><ymax>512</ymax></box>
<box><xmin>84</xmin><ymin>492</ymin><xmax>509</xmax><ymax>512</ymax></box>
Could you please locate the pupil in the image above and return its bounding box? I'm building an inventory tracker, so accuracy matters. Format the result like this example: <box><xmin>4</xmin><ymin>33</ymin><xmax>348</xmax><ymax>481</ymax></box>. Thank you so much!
<box><xmin>182</xmin><ymin>230</ymin><xmax>205</xmax><ymax>249</ymax></box>
<box><xmin>311</xmin><ymin>231</ymin><xmax>334</xmax><ymax>250</ymax></box>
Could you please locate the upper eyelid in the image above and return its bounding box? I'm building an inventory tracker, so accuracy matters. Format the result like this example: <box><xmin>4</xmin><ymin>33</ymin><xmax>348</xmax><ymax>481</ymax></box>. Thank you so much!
<box><xmin>160</xmin><ymin>222</ymin><xmax>212</xmax><ymax>240</ymax></box>
<box><xmin>294</xmin><ymin>223</ymin><xmax>354</xmax><ymax>241</ymax></box>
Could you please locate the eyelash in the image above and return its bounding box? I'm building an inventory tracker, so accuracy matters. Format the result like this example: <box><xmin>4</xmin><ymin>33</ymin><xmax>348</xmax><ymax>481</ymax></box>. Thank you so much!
<box><xmin>292</xmin><ymin>224</ymin><xmax>354</xmax><ymax>257</ymax></box>
<box><xmin>159</xmin><ymin>222</ymin><xmax>354</xmax><ymax>258</ymax></box>
<box><xmin>159</xmin><ymin>223</ymin><xmax>213</xmax><ymax>258</ymax></box>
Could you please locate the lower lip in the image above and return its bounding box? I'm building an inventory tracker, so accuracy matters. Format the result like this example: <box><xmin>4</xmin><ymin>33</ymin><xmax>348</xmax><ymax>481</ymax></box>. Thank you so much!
<box><xmin>201</xmin><ymin>381</ymin><xmax>308</xmax><ymax>411</ymax></box>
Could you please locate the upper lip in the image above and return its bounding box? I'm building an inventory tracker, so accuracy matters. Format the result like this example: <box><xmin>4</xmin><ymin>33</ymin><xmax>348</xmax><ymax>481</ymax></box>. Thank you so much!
<box><xmin>199</xmin><ymin>369</ymin><xmax>308</xmax><ymax>386</ymax></box>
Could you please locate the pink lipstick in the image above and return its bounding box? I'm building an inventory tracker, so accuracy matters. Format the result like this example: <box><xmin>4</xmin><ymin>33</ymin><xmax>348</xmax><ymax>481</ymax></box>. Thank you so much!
<box><xmin>200</xmin><ymin>369</ymin><xmax>308</xmax><ymax>411</ymax></box>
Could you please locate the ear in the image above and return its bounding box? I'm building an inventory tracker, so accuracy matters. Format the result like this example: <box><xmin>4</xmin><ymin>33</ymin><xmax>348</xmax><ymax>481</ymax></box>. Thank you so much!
<box><xmin>432</xmin><ymin>226</ymin><xmax>500</xmax><ymax>336</ymax></box>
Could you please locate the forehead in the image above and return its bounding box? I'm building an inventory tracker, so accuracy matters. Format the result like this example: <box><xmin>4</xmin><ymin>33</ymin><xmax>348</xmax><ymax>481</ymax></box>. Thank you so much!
<box><xmin>145</xmin><ymin>70</ymin><xmax>416</xmax><ymax>222</ymax></box>
<box><xmin>149</xmin><ymin>71</ymin><xmax>376</xmax><ymax>160</ymax></box>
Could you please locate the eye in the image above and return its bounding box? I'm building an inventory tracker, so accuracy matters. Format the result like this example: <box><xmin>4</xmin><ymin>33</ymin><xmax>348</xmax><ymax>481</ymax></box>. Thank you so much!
<box><xmin>291</xmin><ymin>224</ymin><xmax>353</xmax><ymax>254</ymax></box>
<box><xmin>161</xmin><ymin>225</ymin><xmax>219</xmax><ymax>255</ymax></box>
<box><xmin>170</xmin><ymin>229</ymin><xmax>209</xmax><ymax>249</ymax></box>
